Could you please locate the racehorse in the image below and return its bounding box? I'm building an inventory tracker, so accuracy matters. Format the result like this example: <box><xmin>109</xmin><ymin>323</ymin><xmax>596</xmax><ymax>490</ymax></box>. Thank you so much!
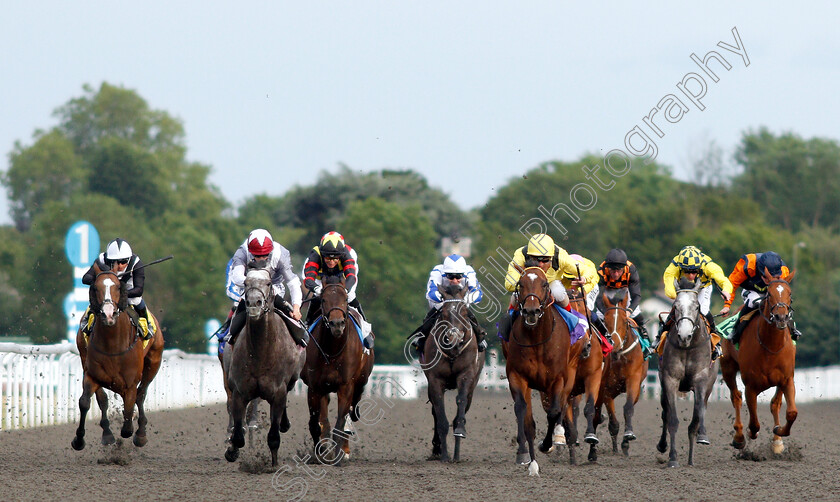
<box><xmin>71</xmin><ymin>270</ymin><xmax>164</xmax><ymax>450</ymax></box>
<box><xmin>657</xmin><ymin>277</ymin><xmax>718</xmax><ymax>467</ymax></box>
<box><xmin>422</xmin><ymin>283</ymin><xmax>485</xmax><ymax>462</ymax></box>
<box><xmin>593</xmin><ymin>288</ymin><xmax>648</xmax><ymax>458</ymax></box>
<box><xmin>720</xmin><ymin>268</ymin><xmax>798</xmax><ymax>454</ymax></box>
<box><xmin>301</xmin><ymin>275</ymin><xmax>374</xmax><ymax>465</ymax></box>
<box><xmin>223</xmin><ymin>266</ymin><xmax>305</xmax><ymax>466</ymax></box>
<box><xmin>501</xmin><ymin>266</ymin><xmax>572</xmax><ymax>476</ymax></box>
<box><xmin>551</xmin><ymin>287</ymin><xmax>603</xmax><ymax>464</ymax></box>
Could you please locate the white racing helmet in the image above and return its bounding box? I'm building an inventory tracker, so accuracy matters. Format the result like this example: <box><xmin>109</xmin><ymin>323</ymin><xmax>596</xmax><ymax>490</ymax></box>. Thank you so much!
<box><xmin>441</xmin><ymin>254</ymin><xmax>468</xmax><ymax>275</ymax></box>
<box><xmin>105</xmin><ymin>238</ymin><xmax>132</xmax><ymax>261</ymax></box>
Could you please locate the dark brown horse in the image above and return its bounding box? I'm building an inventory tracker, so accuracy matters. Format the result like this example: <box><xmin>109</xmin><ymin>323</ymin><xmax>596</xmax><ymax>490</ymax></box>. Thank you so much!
<box><xmin>501</xmin><ymin>266</ymin><xmax>572</xmax><ymax>476</ymax></box>
<box><xmin>552</xmin><ymin>287</ymin><xmax>603</xmax><ymax>464</ymax></box>
<box><xmin>71</xmin><ymin>271</ymin><xmax>164</xmax><ymax>450</ymax></box>
<box><xmin>422</xmin><ymin>283</ymin><xmax>485</xmax><ymax>462</ymax></box>
<box><xmin>223</xmin><ymin>267</ymin><xmax>306</xmax><ymax>466</ymax></box>
<box><xmin>593</xmin><ymin>288</ymin><xmax>648</xmax><ymax>457</ymax></box>
<box><xmin>301</xmin><ymin>275</ymin><xmax>374</xmax><ymax>464</ymax></box>
<box><xmin>721</xmin><ymin>269</ymin><xmax>798</xmax><ymax>454</ymax></box>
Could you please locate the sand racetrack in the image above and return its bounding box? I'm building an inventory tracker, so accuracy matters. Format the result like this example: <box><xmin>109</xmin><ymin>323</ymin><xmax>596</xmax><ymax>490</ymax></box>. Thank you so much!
<box><xmin>1</xmin><ymin>391</ymin><xmax>838</xmax><ymax>501</ymax></box>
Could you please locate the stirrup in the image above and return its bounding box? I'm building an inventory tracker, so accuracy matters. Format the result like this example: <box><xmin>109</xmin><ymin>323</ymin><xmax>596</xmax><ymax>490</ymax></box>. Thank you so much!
<box><xmin>477</xmin><ymin>339</ymin><xmax>487</xmax><ymax>352</ymax></box>
<box><xmin>711</xmin><ymin>344</ymin><xmax>722</xmax><ymax>362</ymax></box>
<box><xmin>791</xmin><ymin>328</ymin><xmax>802</xmax><ymax>341</ymax></box>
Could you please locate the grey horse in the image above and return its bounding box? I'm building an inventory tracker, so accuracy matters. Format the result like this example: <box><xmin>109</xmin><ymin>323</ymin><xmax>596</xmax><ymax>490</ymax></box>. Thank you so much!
<box><xmin>656</xmin><ymin>277</ymin><xmax>718</xmax><ymax>468</ymax></box>
<box><xmin>223</xmin><ymin>267</ymin><xmax>306</xmax><ymax>466</ymax></box>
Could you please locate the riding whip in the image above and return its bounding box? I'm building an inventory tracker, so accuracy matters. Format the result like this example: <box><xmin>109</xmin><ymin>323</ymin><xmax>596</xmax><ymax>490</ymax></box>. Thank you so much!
<box><xmin>135</xmin><ymin>255</ymin><xmax>174</xmax><ymax>271</ymax></box>
<box><xmin>575</xmin><ymin>263</ymin><xmax>594</xmax><ymax>337</ymax></box>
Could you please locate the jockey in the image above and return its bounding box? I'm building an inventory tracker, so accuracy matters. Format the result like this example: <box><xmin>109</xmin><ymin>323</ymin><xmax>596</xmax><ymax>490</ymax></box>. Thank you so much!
<box><xmin>81</xmin><ymin>238</ymin><xmax>157</xmax><ymax>340</ymax></box>
<box><xmin>722</xmin><ymin>251</ymin><xmax>801</xmax><ymax>344</ymax></box>
<box><xmin>559</xmin><ymin>253</ymin><xmax>600</xmax><ymax>312</ymax></box>
<box><xmin>661</xmin><ymin>246</ymin><xmax>732</xmax><ymax>361</ymax></box>
<box><xmin>226</xmin><ymin>228</ymin><xmax>309</xmax><ymax>348</ymax></box>
<box><xmin>594</xmin><ymin>248</ymin><xmax>654</xmax><ymax>358</ymax></box>
<box><xmin>410</xmin><ymin>254</ymin><xmax>487</xmax><ymax>355</ymax></box>
<box><xmin>498</xmin><ymin>233</ymin><xmax>591</xmax><ymax>341</ymax></box>
<box><xmin>302</xmin><ymin>231</ymin><xmax>373</xmax><ymax>350</ymax></box>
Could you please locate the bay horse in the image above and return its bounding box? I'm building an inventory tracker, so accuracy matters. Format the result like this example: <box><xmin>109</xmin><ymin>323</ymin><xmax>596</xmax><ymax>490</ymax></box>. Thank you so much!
<box><xmin>548</xmin><ymin>287</ymin><xmax>603</xmax><ymax>464</ymax></box>
<box><xmin>657</xmin><ymin>277</ymin><xmax>718</xmax><ymax>467</ymax></box>
<box><xmin>721</xmin><ymin>268</ymin><xmax>797</xmax><ymax>454</ymax></box>
<box><xmin>71</xmin><ymin>270</ymin><xmax>164</xmax><ymax>450</ymax></box>
<box><xmin>301</xmin><ymin>275</ymin><xmax>374</xmax><ymax>465</ymax></box>
<box><xmin>422</xmin><ymin>283</ymin><xmax>485</xmax><ymax>462</ymax></box>
<box><xmin>223</xmin><ymin>267</ymin><xmax>306</xmax><ymax>466</ymax></box>
<box><xmin>501</xmin><ymin>266</ymin><xmax>572</xmax><ymax>476</ymax></box>
<box><xmin>593</xmin><ymin>288</ymin><xmax>648</xmax><ymax>458</ymax></box>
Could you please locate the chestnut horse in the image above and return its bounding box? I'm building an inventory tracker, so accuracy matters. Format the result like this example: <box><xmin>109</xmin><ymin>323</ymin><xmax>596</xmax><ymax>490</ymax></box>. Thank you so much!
<box><xmin>223</xmin><ymin>267</ymin><xmax>306</xmax><ymax>466</ymax></box>
<box><xmin>720</xmin><ymin>269</ymin><xmax>798</xmax><ymax>454</ymax></box>
<box><xmin>550</xmin><ymin>287</ymin><xmax>603</xmax><ymax>464</ymax></box>
<box><xmin>301</xmin><ymin>275</ymin><xmax>374</xmax><ymax>465</ymax></box>
<box><xmin>502</xmin><ymin>267</ymin><xmax>572</xmax><ymax>476</ymax></box>
<box><xmin>656</xmin><ymin>277</ymin><xmax>718</xmax><ymax>468</ymax></box>
<box><xmin>71</xmin><ymin>271</ymin><xmax>164</xmax><ymax>450</ymax></box>
<box><xmin>593</xmin><ymin>288</ymin><xmax>648</xmax><ymax>457</ymax></box>
<box><xmin>422</xmin><ymin>283</ymin><xmax>484</xmax><ymax>462</ymax></box>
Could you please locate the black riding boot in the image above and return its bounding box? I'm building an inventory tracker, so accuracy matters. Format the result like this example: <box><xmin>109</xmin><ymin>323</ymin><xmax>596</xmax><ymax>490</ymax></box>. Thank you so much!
<box><xmin>730</xmin><ymin>305</ymin><xmax>756</xmax><ymax>345</ymax></box>
<box><xmin>410</xmin><ymin>308</ymin><xmax>439</xmax><ymax>355</ymax></box>
<box><xmin>705</xmin><ymin>311</ymin><xmax>722</xmax><ymax>361</ymax></box>
<box><xmin>305</xmin><ymin>297</ymin><xmax>322</xmax><ymax>326</ymax></box>
<box><xmin>465</xmin><ymin>309</ymin><xmax>488</xmax><ymax>352</ymax></box>
<box><xmin>228</xmin><ymin>301</ymin><xmax>247</xmax><ymax>345</ymax></box>
<box><xmin>498</xmin><ymin>310</ymin><xmax>516</xmax><ymax>342</ymax></box>
<box><xmin>274</xmin><ymin>297</ymin><xmax>309</xmax><ymax>348</ymax></box>
<box><xmin>593</xmin><ymin>317</ymin><xmax>610</xmax><ymax>343</ymax></box>
<box><xmin>791</xmin><ymin>322</ymin><xmax>802</xmax><ymax>341</ymax></box>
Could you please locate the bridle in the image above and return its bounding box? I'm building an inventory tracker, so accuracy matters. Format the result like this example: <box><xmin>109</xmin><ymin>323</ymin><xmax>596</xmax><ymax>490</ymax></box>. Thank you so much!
<box><xmin>604</xmin><ymin>304</ymin><xmax>639</xmax><ymax>356</ymax></box>
<box><xmin>669</xmin><ymin>288</ymin><xmax>709</xmax><ymax>349</ymax></box>
<box><xmin>759</xmin><ymin>279</ymin><xmax>794</xmax><ymax>330</ymax></box>
<box><xmin>516</xmin><ymin>268</ymin><xmax>554</xmax><ymax>327</ymax></box>
<box><xmin>431</xmin><ymin>298</ymin><xmax>473</xmax><ymax>359</ymax></box>
<box><xmin>320</xmin><ymin>283</ymin><xmax>349</xmax><ymax>332</ymax></box>
<box><xmin>92</xmin><ymin>271</ymin><xmax>124</xmax><ymax>318</ymax></box>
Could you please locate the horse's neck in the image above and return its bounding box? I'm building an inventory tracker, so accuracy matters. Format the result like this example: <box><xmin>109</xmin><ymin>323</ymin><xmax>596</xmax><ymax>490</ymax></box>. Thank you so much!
<box><xmin>244</xmin><ymin>314</ymin><xmax>280</xmax><ymax>353</ymax></box>
<box><xmin>93</xmin><ymin>314</ymin><xmax>134</xmax><ymax>349</ymax></box>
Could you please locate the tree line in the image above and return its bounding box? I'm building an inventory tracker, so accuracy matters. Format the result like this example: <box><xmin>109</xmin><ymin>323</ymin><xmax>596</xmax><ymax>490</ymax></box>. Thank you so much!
<box><xmin>2</xmin><ymin>83</ymin><xmax>838</xmax><ymax>366</ymax></box>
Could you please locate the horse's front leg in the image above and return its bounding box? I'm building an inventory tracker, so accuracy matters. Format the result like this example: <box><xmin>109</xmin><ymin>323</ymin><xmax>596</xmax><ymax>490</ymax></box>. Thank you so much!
<box><xmin>583</xmin><ymin>374</ymin><xmax>602</xmax><ymax>446</ymax></box>
<box><xmin>452</xmin><ymin>371</ymin><xmax>477</xmax><ymax>462</ymax></box>
<box><xmin>509</xmin><ymin>373</ymin><xmax>537</xmax><ymax>475</ymax></box>
<box><xmin>428</xmin><ymin>378</ymin><xmax>450</xmax><ymax>462</ymax></box>
<box><xmin>267</xmin><ymin>390</ymin><xmax>289</xmax><ymax>467</ymax></box>
<box><xmin>331</xmin><ymin>386</ymin><xmax>355</xmax><ymax>464</ymax></box>
<box><xmin>773</xmin><ymin>378</ymin><xmax>798</xmax><ymax>439</ymax></box>
<box><xmin>745</xmin><ymin>386</ymin><xmax>761</xmax><ymax>440</ymax></box>
<box><xmin>120</xmin><ymin>386</ymin><xmax>138</xmax><ymax>440</ymax></box>
<box><xmin>605</xmin><ymin>396</ymin><xmax>620</xmax><ymax>454</ymax></box>
<box><xmin>71</xmin><ymin>376</ymin><xmax>99</xmax><ymax>450</ymax></box>
<box><xmin>721</xmin><ymin>360</ymin><xmax>745</xmax><ymax>448</ymax></box>
<box><xmin>307</xmin><ymin>390</ymin><xmax>326</xmax><ymax>461</ymax></box>
<box><xmin>225</xmin><ymin>391</ymin><xmax>247</xmax><ymax>462</ymax></box>
<box><xmin>95</xmin><ymin>388</ymin><xmax>115</xmax><ymax>445</ymax></box>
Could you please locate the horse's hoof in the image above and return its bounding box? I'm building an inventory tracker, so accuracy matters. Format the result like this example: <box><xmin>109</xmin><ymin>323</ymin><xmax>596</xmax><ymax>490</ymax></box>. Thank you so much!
<box><xmin>623</xmin><ymin>431</ymin><xmax>637</xmax><ymax>441</ymax></box>
<box><xmin>656</xmin><ymin>441</ymin><xmax>667</xmax><ymax>454</ymax></box>
<box><xmin>731</xmin><ymin>439</ymin><xmax>746</xmax><ymax>450</ymax></box>
<box><xmin>133</xmin><ymin>435</ymin><xmax>148</xmax><ymax>447</ymax></box>
<box><xmin>668</xmin><ymin>460</ymin><xmax>679</xmax><ymax>468</ymax></box>
<box><xmin>538</xmin><ymin>440</ymin><xmax>552</xmax><ymax>453</ymax></box>
<box><xmin>71</xmin><ymin>437</ymin><xmax>85</xmax><ymax>451</ymax></box>
<box><xmin>528</xmin><ymin>460</ymin><xmax>540</xmax><ymax>477</ymax></box>
<box><xmin>453</xmin><ymin>427</ymin><xmax>466</xmax><ymax>438</ymax></box>
<box><xmin>101</xmin><ymin>434</ymin><xmax>116</xmax><ymax>446</ymax></box>
<box><xmin>224</xmin><ymin>447</ymin><xmax>239</xmax><ymax>462</ymax></box>
<box><xmin>584</xmin><ymin>433</ymin><xmax>599</xmax><ymax>445</ymax></box>
<box><xmin>772</xmin><ymin>439</ymin><xmax>785</xmax><ymax>455</ymax></box>
<box><xmin>120</xmin><ymin>428</ymin><xmax>133</xmax><ymax>439</ymax></box>
<box><xmin>515</xmin><ymin>452</ymin><xmax>531</xmax><ymax>465</ymax></box>
<box><xmin>696</xmin><ymin>435</ymin><xmax>710</xmax><ymax>445</ymax></box>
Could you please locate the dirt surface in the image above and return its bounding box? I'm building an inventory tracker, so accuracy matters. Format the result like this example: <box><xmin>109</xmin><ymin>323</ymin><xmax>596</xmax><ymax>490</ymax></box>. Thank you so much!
<box><xmin>1</xmin><ymin>391</ymin><xmax>838</xmax><ymax>501</ymax></box>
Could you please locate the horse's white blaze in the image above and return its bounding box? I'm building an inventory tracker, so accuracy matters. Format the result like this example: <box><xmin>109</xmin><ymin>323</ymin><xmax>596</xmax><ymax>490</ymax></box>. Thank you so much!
<box><xmin>528</xmin><ymin>460</ymin><xmax>540</xmax><ymax>477</ymax></box>
<box><xmin>102</xmin><ymin>278</ymin><xmax>117</xmax><ymax>303</ymax></box>
<box><xmin>776</xmin><ymin>284</ymin><xmax>784</xmax><ymax>295</ymax></box>
<box><xmin>526</xmin><ymin>272</ymin><xmax>538</xmax><ymax>281</ymax></box>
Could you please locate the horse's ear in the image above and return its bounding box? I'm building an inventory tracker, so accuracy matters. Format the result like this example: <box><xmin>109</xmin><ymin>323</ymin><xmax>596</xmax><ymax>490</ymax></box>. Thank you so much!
<box><xmin>786</xmin><ymin>269</ymin><xmax>796</xmax><ymax>284</ymax></box>
<box><xmin>89</xmin><ymin>283</ymin><xmax>98</xmax><ymax>309</ymax></box>
<box><xmin>762</xmin><ymin>266</ymin><xmax>776</xmax><ymax>283</ymax></box>
<box><xmin>118</xmin><ymin>281</ymin><xmax>128</xmax><ymax>311</ymax></box>
<box><xmin>437</xmin><ymin>283</ymin><xmax>447</xmax><ymax>299</ymax></box>
<box><xmin>693</xmin><ymin>277</ymin><xmax>702</xmax><ymax>291</ymax></box>
<box><xmin>603</xmin><ymin>290</ymin><xmax>614</xmax><ymax>307</ymax></box>
<box><xmin>673</xmin><ymin>278</ymin><xmax>680</xmax><ymax>291</ymax></box>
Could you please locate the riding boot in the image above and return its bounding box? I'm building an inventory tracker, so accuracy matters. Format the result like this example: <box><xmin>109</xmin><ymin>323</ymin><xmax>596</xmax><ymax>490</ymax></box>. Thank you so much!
<box><xmin>705</xmin><ymin>311</ymin><xmax>722</xmax><ymax>361</ymax></box>
<box><xmin>349</xmin><ymin>298</ymin><xmax>367</xmax><ymax>320</ymax></box>
<box><xmin>466</xmin><ymin>309</ymin><xmax>488</xmax><ymax>352</ymax></box>
<box><xmin>134</xmin><ymin>304</ymin><xmax>155</xmax><ymax>340</ymax></box>
<box><xmin>791</xmin><ymin>322</ymin><xmax>802</xmax><ymax>341</ymax></box>
<box><xmin>730</xmin><ymin>305</ymin><xmax>755</xmax><ymax>345</ymax></box>
<box><xmin>228</xmin><ymin>301</ymin><xmax>247</xmax><ymax>345</ymax></box>
<box><xmin>410</xmin><ymin>308</ymin><xmax>439</xmax><ymax>353</ymax></box>
<box><xmin>593</xmin><ymin>318</ymin><xmax>611</xmax><ymax>343</ymax></box>
<box><xmin>213</xmin><ymin>307</ymin><xmax>235</xmax><ymax>341</ymax></box>
<box><xmin>633</xmin><ymin>316</ymin><xmax>654</xmax><ymax>358</ymax></box>
<box><xmin>498</xmin><ymin>310</ymin><xmax>516</xmax><ymax>342</ymax></box>
<box><xmin>274</xmin><ymin>296</ymin><xmax>309</xmax><ymax>348</ymax></box>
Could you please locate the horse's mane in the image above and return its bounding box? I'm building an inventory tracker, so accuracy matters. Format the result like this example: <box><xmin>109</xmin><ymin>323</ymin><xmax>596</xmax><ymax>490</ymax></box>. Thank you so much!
<box><xmin>605</xmin><ymin>287</ymin><xmax>628</xmax><ymax>304</ymax></box>
<box><xmin>441</xmin><ymin>282</ymin><xmax>466</xmax><ymax>298</ymax></box>
<box><xmin>323</xmin><ymin>273</ymin><xmax>343</xmax><ymax>285</ymax></box>
<box><xmin>677</xmin><ymin>277</ymin><xmax>697</xmax><ymax>290</ymax></box>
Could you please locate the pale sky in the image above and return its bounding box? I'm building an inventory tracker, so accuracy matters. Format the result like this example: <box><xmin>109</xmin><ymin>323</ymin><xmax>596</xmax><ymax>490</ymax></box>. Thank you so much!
<box><xmin>2</xmin><ymin>2</ymin><xmax>839</xmax><ymax>226</ymax></box>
